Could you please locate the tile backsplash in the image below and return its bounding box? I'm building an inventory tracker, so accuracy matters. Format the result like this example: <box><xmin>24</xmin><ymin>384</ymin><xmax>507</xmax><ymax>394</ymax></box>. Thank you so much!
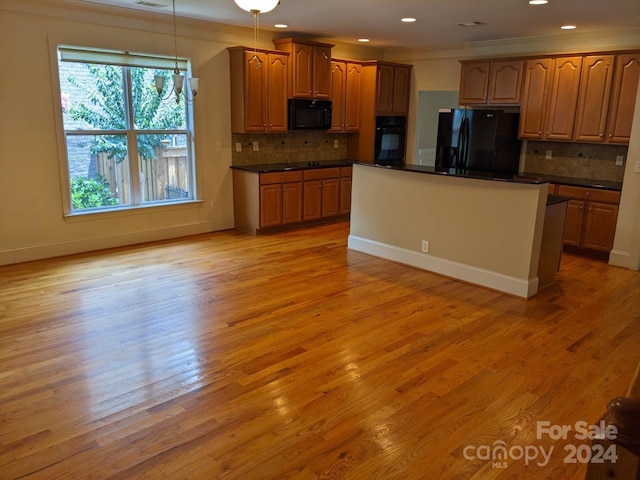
<box><xmin>523</xmin><ymin>140</ymin><xmax>628</xmax><ymax>182</ymax></box>
<box><xmin>231</xmin><ymin>131</ymin><xmax>351</xmax><ymax>166</ymax></box>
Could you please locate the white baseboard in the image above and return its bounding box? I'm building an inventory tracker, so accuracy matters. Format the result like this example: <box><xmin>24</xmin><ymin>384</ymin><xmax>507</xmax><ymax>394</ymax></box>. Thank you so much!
<box><xmin>0</xmin><ymin>219</ymin><xmax>233</xmax><ymax>266</ymax></box>
<box><xmin>608</xmin><ymin>249</ymin><xmax>634</xmax><ymax>269</ymax></box>
<box><xmin>348</xmin><ymin>235</ymin><xmax>538</xmax><ymax>298</ymax></box>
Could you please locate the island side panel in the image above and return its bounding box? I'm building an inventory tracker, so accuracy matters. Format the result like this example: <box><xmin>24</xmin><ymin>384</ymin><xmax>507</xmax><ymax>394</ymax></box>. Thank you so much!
<box><xmin>348</xmin><ymin>164</ymin><xmax>548</xmax><ymax>297</ymax></box>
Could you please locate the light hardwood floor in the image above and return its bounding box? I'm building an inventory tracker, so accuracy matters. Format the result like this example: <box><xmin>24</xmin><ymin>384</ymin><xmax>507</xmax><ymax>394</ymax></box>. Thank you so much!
<box><xmin>1</xmin><ymin>221</ymin><xmax>639</xmax><ymax>479</ymax></box>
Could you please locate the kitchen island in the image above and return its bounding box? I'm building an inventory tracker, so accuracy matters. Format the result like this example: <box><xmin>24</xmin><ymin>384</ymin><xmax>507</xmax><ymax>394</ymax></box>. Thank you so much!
<box><xmin>348</xmin><ymin>163</ymin><xmax>568</xmax><ymax>298</ymax></box>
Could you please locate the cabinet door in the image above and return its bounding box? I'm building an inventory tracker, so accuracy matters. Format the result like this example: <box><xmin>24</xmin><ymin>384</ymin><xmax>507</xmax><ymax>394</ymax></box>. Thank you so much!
<box><xmin>267</xmin><ymin>53</ymin><xmax>289</xmax><ymax>132</ymax></box>
<box><xmin>345</xmin><ymin>63</ymin><xmax>362</xmax><ymax>131</ymax></box>
<box><xmin>376</xmin><ymin>64</ymin><xmax>395</xmax><ymax>114</ymax></box>
<box><xmin>563</xmin><ymin>199</ymin><xmax>585</xmax><ymax>246</ymax></box>
<box><xmin>607</xmin><ymin>53</ymin><xmax>640</xmax><ymax>144</ymax></box>
<box><xmin>313</xmin><ymin>46</ymin><xmax>332</xmax><ymax>99</ymax></box>
<box><xmin>291</xmin><ymin>43</ymin><xmax>313</xmax><ymax>98</ymax></box>
<box><xmin>546</xmin><ymin>56</ymin><xmax>582</xmax><ymax>141</ymax></box>
<box><xmin>519</xmin><ymin>58</ymin><xmax>554</xmax><ymax>139</ymax></box>
<box><xmin>260</xmin><ymin>184</ymin><xmax>282</xmax><ymax>227</ymax></box>
<box><xmin>392</xmin><ymin>65</ymin><xmax>411</xmax><ymax>114</ymax></box>
<box><xmin>244</xmin><ymin>51</ymin><xmax>267</xmax><ymax>132</ymax></box>
<box><xmin>329</xmin><ymin>61</ymin><xmax>346</xmax><ymax>131</ymax></box>
<box><xmin>303</xmin><ymin>180</ymin><xmax>322</xmax><ymax>220</ymax></box>
<box><xmin>459</xmin><ymin>61</ymin><xmax>490</xmax><ymax>104</ymax></box>
<box><xmin>340</xmin><ymin>176</ymin><xmax>352</xmax><ymax>214</ymax></box>
<box><xmin>322</xmin><ymin>178</ymin><xmax>340</xmax><ymax>217</ymax></box>
<box><xmin>488</xmin><ymin>60</ymin><xmax>523</xmax><ymax>104</ymax></box>
<box><xmin>573</xmin><ymin>55</ymin><xmax>615</xmax><ymax>142</ymax></box>
<box><xmin>282</xmin><ymin>182</ymin><xmax>302</xmax><ymax>224</ymax></box>
<box><xmin>582</xmin><ymin>201</ymin><xmax>619</xmax><ymax>252</ymax></box>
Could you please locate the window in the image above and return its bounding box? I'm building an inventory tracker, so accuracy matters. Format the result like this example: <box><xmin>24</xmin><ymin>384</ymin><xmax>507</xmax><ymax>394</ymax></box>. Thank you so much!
<box><xmin>57</xmin><ymin>47</ymin><xmax>196</xmax><ymax>213</ymax></box>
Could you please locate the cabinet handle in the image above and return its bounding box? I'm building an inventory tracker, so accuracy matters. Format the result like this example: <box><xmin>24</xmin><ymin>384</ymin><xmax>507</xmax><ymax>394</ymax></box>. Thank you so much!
<box><xmin>599</xmin><ymin>133</ymin><xmax>604</xmax><ymax>137</ymax></box>
<box><xmin>585</xmin><ymin>192</ymin><xmax>590</xmax><ymax>196</ymax></box>
<box><xmin>538</xmin><ymin>131</ymin><xmax>542</xmax><ymax>135</ymax></box>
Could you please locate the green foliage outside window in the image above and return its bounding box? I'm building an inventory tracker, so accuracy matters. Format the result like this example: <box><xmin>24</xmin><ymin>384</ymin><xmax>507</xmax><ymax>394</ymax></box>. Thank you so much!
<box><xmin>70</xmin><ymin>175</ymin><xmax>119</xmax><ymax>209</ymax></box>
<box><xmin>66</xmin><ymin>64</ymin><xmax>185</xmax><ymax>162</ymax></box>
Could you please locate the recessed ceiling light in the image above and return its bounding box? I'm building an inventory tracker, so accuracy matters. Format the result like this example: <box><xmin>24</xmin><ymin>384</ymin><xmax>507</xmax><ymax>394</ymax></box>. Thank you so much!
<box><xmin>401</xmin><ymin>17</ymin><xmax>417</xmax><ymax>23</ymax></box>
<box><xmin>529</xmin><ymin>0</ymin><xmax>548</xmax><ymax>5</ymax></box>
<box><xmin>561</xmin><ymin>24</ymin><xmax>577</xmax><ymax>29</ymax></box>
<box><xmin>358</xmin><ymin>38</ymin><xmax>370</xmax><ymax>42</ymax></box>
<box><xmin>274</xmin><ymin>24</ymin><xmax>288</xmax><ymax>28</ymax></box>
<box><xmin>457</xmin><ymin>21</ymin><xmax>484</xmax><ymax>27</ymax></box>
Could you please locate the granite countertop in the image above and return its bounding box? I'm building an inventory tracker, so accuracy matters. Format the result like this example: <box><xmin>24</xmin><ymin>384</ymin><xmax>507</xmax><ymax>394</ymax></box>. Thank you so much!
<box><xmin>231</xmin><ymin>160</ymin><xmax>354</xmax><ymax>173</ymax></box>
<box><xmin>356</xmin><ymin>162</ymin><xmax>547</xmax><ymax>185</ymax></box>
<box><xmin>521</xmin><ymin>172</ymin><xmax>622</xmax><ymax>191</ymax></box>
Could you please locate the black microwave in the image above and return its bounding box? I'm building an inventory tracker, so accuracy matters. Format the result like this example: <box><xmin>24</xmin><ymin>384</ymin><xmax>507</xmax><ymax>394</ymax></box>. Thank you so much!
<box><xmin>288</xmin><ymin>99</ymin><xmax>332</xmax><ymax>130</ymax></box>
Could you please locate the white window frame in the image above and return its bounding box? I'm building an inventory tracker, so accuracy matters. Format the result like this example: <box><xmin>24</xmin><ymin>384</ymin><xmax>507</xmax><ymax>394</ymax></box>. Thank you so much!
<box><xmin>55</xmin><ymin>45</ymin><xmax>198</xmax><ymax>216</ymax></box>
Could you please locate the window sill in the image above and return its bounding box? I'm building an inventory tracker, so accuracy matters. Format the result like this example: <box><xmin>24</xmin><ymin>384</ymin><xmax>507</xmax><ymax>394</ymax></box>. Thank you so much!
<box><xmin>63</xmin><ymin>199</ymin><xmax>205</xmax><ymax>222</ymax></box>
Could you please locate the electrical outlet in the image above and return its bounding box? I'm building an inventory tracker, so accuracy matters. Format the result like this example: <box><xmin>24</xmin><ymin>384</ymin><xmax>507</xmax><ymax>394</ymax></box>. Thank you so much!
<box><xmin>211</xmin><ymin>201</ymin><xmax>218</xmax><ymax>209</ymax></box>
<box><xmin>235</xmin><ymin>142</ymin><xmax>242</xmax><ymax>152</ymax></box>
<box><xmin>616</xmin><ymin>155</ymin><xmax>624</xmax><ymax>166</ymax></box>
<box><xmin>216</xmin><ymin>142</ymin><xmax>223</xmax><ymax>152</ymax></box>
<box><xmin>421</xmin><ymin>240</ymin><xmax>429</xmax><ymax>253</ymax></box>
<box><xmin>253</xmin><ymin>142</ymin><xmax>259</xmax><ymax>151</ymax></box>
<box><xmin>634</xmin><ymin>161</ymin><xmax>640</xmax><ymax>173</ymax></box>
<box><xmin>545</xmin><ymin>150</ymin><xmax>552</xmax><ymax>160</ymax></box>
<box><xmin>334</xmin><ymin>139</ymin><xmax>339</xmax><ymax>149</ymax></box>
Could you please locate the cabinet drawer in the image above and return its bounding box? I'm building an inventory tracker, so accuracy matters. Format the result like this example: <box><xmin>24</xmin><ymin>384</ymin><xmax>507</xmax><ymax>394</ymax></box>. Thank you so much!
<box><xmin>340</xmin><ymin>166</ymin><xmax>353</xmax><ymax>177</ymax></box>
<box><xmin>303</xmin><ymin>167</ymin><xmax>340</xmax><ymax>180</ymax></box>
<box><xmin>260</xmin><ymin>171</ymin><xmax>302</xmax><ymax>185</ymax></box>
<box><xmin>556</xmin><ymin>185</ymin><xmax>621</xmax><ymax>204</ymax></box>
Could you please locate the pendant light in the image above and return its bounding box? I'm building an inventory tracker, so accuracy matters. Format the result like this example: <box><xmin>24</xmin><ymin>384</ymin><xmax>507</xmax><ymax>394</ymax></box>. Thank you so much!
<box><xmin>154</xmin><ymin>0</ymin><xmax>198</xmax><ymax>103</ymax></box>
<box><xmin>233</xmin><ymin>0</ymin><xmax>280</xmax><ymax>67</ymax></box>
<box><xmin>233</xmin><ymin>0</ymin><xmax>280</xmax><ymax>14</ymax></box>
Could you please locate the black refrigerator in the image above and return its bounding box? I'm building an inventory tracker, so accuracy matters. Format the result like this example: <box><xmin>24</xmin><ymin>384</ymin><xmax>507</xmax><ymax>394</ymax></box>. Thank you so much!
<box><xmin>435</xmin><ymin>109</ymin><xmax>522</xmax><ymax>174</ymax></box>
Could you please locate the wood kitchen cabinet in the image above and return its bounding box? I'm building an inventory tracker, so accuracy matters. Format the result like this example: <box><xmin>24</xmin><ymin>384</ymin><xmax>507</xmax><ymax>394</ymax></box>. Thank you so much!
<box><xmin>272</xmin><ymin>38</ymin><xmax>333</xmax><ymax>99</ymax></box>
<box><xmin>376</xmin><ymin>63</ymin><xmax>411</xmax><ymax>115</ymax></box>
<box><xmin>259</xmin><ymin>172</ymin><xmax>302</xmax><ymax>227</ymax></box>
<box><xmin>303</xmin><ymin>168</ymin><xmax>340</xmax><ymax>220</ymax></box>
<box><xmin>573</xmin><ymin>55</ymin><xmax>616</xmax><ymax>142</ymax></box>
<box><xmin>519</xmin><ymin>58</ymin><xmax>554</xmax><ymax>139</ymax></box>
<box><xmin>339</xmin><ymin>166</ymin><xmax>352</xmax><ymax>214</ymax></box>
<box><xmin>228</xmin><ymin>47</ymin><xmax>289</xmax><ymax>133</ymax></box>
<box><xmin>545</xmin><ymin>56</ymin><xmax>583</xmax><ymax>141</ymax></box>
<box><xmin>606</xmin><ymin>52</ymin><xmax>640</xmax><ymax>144</ymax></box>
<box><xmin>557</xmin><ymin>185</ymin><xmax>621</xmax><ymax>253</ymax></box>
<box><xmin>232</xmin><ymin>169</ymin><xmax>302</xmax><ymax>234</ymax></box>
<box><xmin>329</xmin><ymin>60</ymin><xmax>361</xmax><ymax>132</ymax></box>
<box><xmin>459</xmin><ymin>59</ymin><xmax>523</xmax><ymax>105</ymax></box>
<box><xmin>518</xmin><ymin>51</ymin><xmax>639</xmax><ymax>144</ymax></box>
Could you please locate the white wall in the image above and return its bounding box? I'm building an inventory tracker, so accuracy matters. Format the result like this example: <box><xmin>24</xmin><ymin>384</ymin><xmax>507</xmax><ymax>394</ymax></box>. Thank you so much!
<box><xmin>0</xmin><ymin>1</ymin><xmax>380</xmax><ymax>265</ymax></box>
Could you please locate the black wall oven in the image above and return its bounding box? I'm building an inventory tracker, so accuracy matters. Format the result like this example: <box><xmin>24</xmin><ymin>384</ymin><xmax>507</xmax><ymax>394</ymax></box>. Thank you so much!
<box><xmin>374</xmin><ymin>116</ymin><xmax>407</xmax><ymax>166</ymax></box>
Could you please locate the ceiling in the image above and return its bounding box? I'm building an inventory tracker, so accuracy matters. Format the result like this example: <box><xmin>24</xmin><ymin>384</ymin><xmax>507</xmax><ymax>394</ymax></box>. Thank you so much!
<box><xmin>80</xmin><ymin>0</ymin><xmax>640</xmax><ymax>49</ymax></box>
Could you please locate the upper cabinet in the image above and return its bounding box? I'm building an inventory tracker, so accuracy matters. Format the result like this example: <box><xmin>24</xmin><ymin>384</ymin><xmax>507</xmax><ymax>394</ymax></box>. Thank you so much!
<box><xmin>518</xmin><ymin>52</ymin><xmax>640</xmax><ymax>144</ymax></box>
<box><xmin>518</xmin><ymin>58</ymin><xmax>554</xmax><ymax>139</ymax></box>
<box><xmin>573</xmin><ymin>55</ymin><xmax>615</xmax><ymax>142</ymax></box>
<box><xmin>376</xmin><ymin>63</ymin><xmax>411</xmax><ymax>115</ymax></box>
<box><xmin>606</xmin><ymin>53</ymin><xmax>640</xmax><ymax>144</ymax></box>
<box><xmin>272</xmin><ymin>38</ymin><xmax>333</xmax><ymax>99</ymax></box>
<box><xmin>228</xmin><ymin>47</ymin><xmax>289</xmax><ymax>133</ymax></box>
<box><xmin>330</xmin><ymin>60</ymin><xmax>362</xmax><ymax>132</ymax></box>
<box><xmin>459</xmin><ymin>59</ymin><xmax>523</xmax><ymax>105</ymax></box>
<box><xmin>545</xmin><ymin>56</ymin><xmax>583</xmax><ymax>141</ymax></box>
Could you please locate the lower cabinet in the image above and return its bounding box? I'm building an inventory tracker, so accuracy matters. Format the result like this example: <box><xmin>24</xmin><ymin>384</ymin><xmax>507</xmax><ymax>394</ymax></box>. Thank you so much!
<box><xmin>260</xmin><ymin>180</ymin><xmax>302</xmax><ymax>227</ymax></box>
<box><xmin>340</xmin><ymin>166</ymin><xmax>353</xmax><ymax>214</ymax></box>
<box><xmin>556</xmin><ymin>185</ymin><xmax>621</xmax><ymax>253</ymax></box>
<box><xmin>303</xmin><ymin>168</ymin><xmax>340</xmax><ymax>220</ymax></box>
<box><xmin>232</xmin><ymin>166</ymin><xmax>352</xmax><ymax>235</ymax></box>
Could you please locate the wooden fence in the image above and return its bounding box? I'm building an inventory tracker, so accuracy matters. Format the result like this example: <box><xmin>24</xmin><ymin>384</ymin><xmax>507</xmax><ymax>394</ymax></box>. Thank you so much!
<box><xmin>96</xmin><ymin>146</ymin><xmax>188</xmax><ymax>203</ymax></box>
